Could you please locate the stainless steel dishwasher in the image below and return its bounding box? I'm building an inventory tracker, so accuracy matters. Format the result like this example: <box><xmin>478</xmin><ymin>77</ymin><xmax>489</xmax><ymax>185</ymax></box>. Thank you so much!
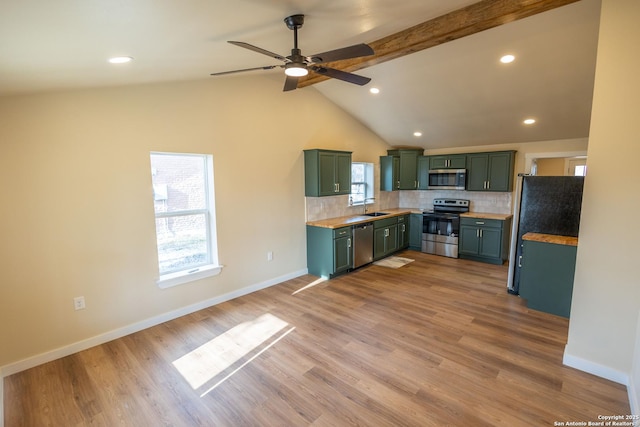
<box><xmin>352</xmin><ymin>222</ymin><xmax>374</xmax><ymax>269</ymax></box>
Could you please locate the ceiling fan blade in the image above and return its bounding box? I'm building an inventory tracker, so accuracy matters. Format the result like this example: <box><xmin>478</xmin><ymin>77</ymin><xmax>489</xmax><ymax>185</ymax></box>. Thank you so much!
<box><xmin>309</xmin><ymin>43</ymin><xmax>374</xmax><ymax>64</ymax></box>
<box><xmin>228</xmin><ymin>41</ymin><xmax>287</xmax><ymax>62</ymax></box>
<box><xmin>210</xmin><ymin>65</ymin><xmax>279</xmax><ymax>76</ymax></box>
<box><xmin>283</xmin><ymin>75</ymin><xmax>299</xmax><ymax>92</ymax></box>
<box><xmin>310</xmin><ymin>66</ymin><xmax>371</xmax><ymax>86</ymax></box>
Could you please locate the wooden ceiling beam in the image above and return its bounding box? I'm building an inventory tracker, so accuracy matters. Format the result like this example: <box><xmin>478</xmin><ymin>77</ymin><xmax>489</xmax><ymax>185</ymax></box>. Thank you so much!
<box><xmin>298</xmin><ymin>0</ymin><xmax>580</xmax><ymax>88</ymax></box>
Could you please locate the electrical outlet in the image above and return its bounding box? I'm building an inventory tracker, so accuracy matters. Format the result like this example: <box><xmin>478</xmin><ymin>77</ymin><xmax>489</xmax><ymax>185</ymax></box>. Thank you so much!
<box><xmin>267</xmin><ymin>251</ymin><xmax>273</xmax><ymax>261</ymax></box>
<box><xmin>73</xmin><ymin>296</ymin><xmax>86</xmax><ymax>311</ymax></box>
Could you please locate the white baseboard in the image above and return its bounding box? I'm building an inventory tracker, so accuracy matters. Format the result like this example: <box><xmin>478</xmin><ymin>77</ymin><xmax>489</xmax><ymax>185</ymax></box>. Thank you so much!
<box><xmin>563</xmin><ymin>348</ymin><xmax>629</xmax><ymax>385</ymax></box>
<box><xmin>0</xmin><ymin>268</ymin><xmax>307</xmax><ymax>380</ymax></box>
<box><xmin>564</xmin><ymin>348</ymin><xmax>638</xmax><ymax>418</ymax></box>
<box><xmin>629</xmin><ymin>376</ymin><xmax>639</xmax><ymax>419</ymax></box>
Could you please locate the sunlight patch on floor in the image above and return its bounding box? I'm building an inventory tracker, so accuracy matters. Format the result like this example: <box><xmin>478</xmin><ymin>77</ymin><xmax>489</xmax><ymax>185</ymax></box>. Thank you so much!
<box><xmin>199</xmin><ymin>326</ymin><xmax>296</xmax><ymax>397</ymax></box>
<box><xmin>292</xmin><ymin>277</ymin><xmax>327</xmax><ymax>295</ymax></box>
<box><xmin>172</xmin><ymin>313</ymin><xmax>289</xmax><ymax>390</ymax></box>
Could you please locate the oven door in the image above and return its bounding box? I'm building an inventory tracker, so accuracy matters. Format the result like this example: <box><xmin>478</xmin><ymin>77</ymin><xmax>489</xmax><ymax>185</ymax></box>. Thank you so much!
<box><xmin>422</xmin><ymin>213</ymin><xmax>460</xmax><ymax>237</ymax></box>
<box><xmin>422</xmin><ymin>213</ymin><xmax>460</xmax><ymax>257</ymax></box>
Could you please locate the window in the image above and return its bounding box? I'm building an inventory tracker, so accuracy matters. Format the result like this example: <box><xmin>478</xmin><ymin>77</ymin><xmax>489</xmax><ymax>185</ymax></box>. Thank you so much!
<box><xmin>351</xmin><ymin>162</ymin><xmax>374</xmax><ymax>205</ymax></box>
<box><xmin>567</xmin><ymin>158</ymin><xmax>588</xmax><ymax>176</ymax></box>
<box><xmin>150</xmin><ymin>152</ymin><xmax>220</xmax><ymax>288</ymax></box>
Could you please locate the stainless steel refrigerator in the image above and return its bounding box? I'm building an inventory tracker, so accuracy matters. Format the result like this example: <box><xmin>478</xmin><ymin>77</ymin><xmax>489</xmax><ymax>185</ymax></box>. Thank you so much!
<box><xmin>508</xmin><ymin>175</ymin><xmax>585</xmax><ymax>294</ymax></box>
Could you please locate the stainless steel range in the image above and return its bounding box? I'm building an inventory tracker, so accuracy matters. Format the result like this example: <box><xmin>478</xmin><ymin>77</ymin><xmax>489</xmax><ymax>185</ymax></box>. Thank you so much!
<box><xmin>422</xmin><ymin>198</ymin><xmax>469</xmax><ymax>258</ymax></box>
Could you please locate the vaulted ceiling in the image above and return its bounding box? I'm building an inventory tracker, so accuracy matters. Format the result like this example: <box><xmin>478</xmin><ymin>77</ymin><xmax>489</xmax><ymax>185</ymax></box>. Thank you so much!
<box><xmin>0</xmin><ymin>0</ymin><xmax>601</xmax><ymax>149</ymax></box>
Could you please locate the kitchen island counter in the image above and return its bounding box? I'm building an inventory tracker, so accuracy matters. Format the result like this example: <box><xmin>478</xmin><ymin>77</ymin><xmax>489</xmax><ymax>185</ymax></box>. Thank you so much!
<box><xmin>523</xmin><ymin>232</ymin><xmax>578</xmax><ymax>246</ymax></box>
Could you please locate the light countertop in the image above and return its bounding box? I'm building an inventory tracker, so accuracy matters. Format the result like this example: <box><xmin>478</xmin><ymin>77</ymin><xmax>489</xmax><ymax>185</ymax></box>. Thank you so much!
<box><xmin>306</xmin><ymin>208</ymin><xmax>417</xmax><ymax>229</ymax></box>
<box><xmin>306</xmin><ymin>208</ymin><xmax>513</xmax><ymax>229</ymax></box>
<box><xmin>460</xmin><ymin>212</ymin><xmax>513</xmax><ymax>221</ymax></box>
<box><xmin>523</xmin><ymin>232</ymin><xmax>578</xmax><ymax>246</ymax></box>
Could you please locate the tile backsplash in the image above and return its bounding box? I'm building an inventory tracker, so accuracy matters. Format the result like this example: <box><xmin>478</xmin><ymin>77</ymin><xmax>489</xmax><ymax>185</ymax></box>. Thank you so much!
<box><xmin>305</xmin><ymin>190</ymin><xmax>511</xmax><ymax>221</ymax></box>
<box><xmin>399</xmin><ymin>190</ymin><xmax>512</xmax><ymax>214</ymax></box>
<box><xmin>305</xmin><ymin>191</ymin><xmax>400</xmax><ymax>222</ymax></box>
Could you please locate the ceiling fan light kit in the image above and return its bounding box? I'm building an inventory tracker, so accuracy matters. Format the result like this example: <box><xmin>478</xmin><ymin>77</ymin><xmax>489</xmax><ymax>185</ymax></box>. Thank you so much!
<box><xmin>211</xmin><ymin>14</ymin><xmax>374</xmax><ymax>91</ymax></box>
<box><xmin>284</xmin><ymin>63</ymin><xmax>308</xmax><ymax>77</ymax></box>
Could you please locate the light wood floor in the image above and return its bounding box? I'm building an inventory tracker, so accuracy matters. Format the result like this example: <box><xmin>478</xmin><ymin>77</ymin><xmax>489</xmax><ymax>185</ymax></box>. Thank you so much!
<box><xmin>5</xmin><ymin>251</ymin><xmax>630</xmax><ymax>426</ymax></box>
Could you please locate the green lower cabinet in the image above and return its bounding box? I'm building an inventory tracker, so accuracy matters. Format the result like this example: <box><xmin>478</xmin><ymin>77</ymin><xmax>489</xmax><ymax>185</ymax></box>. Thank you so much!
<box><xmin>307</xmin><ymin>225</ymin><xmax>352</xmax><ymax>279</ymax></box>
<box><xmin>459</xmin><ymin>217</ymin><xmax>511</xmax><ymax>265</ymax></box>
<box><xmin>373</xmin><ymin>217</ymin><xmax>398</xmax><ymax>260</ymax></box>
<box><xmin>398</xmin><ymin>215</ymin><xmax>410</xmax><ymax>249</ymax></box>
<box><xmin>409</xmin><ymin>213</ymin><xmax>423</xmax><ymax>250</ymax></box>
<box><xmin>333</xmin><ymin>233</ymin><xmax>352</xmax><ymax>274</ymax></box>
<box><xmin>519</xmin><ymin>240</ymin><xmax>577</xmax><ymax>318</ymax></box>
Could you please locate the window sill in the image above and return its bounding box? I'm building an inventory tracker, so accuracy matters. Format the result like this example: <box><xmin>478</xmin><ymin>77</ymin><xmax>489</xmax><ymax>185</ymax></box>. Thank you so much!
<box><xmin>157</xmin><ymin>264</ymin><xmax>223</xmax><ymax>289</ymax></box>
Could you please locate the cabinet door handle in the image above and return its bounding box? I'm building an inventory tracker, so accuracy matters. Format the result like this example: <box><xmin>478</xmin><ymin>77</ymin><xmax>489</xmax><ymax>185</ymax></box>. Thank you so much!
<box><xmin>348</xmin><ymin>238</ymin><xmax>351</xmax><ymax>248</ymax></box>
<box><xmin>486</xmin><ymin>181</ymin><xmax>490</xmax><ymax>189</ymax></box>
<box><xmin>336</xmin><ymin>183</ymin><xmax>340</xmax><ymax>192</ymax></box>
<box><xmin>396</xmin><ymin>180</ymin><xmax>400</xmax><ymax>189</ymax></box>
<box><xmin>476</xmin><ymin>229</ymin><xmax>479</xmax><ymax>238</ymax></box>
<box><xmin>476</xmin><ymin>221</ymin><xmax>485</xmax><ymax>225</ymax></box>
<box><xmin>385</xmin><ymin>228</ymin><xmax>389</xmax><ymax>237</ymax></box>
<box><xmin>402</xmin><ymin>224</ymin><xmax>406</xmax><ymax>232</ymax></box>
<box><xmin>414</xmin><ymin>180</ymin><xmax>417</xmax><ymax>189</ymax></box>
<box><xmin>480</xmin><ymin>229</ymin><xmax>483</xmax><ymax>238</ymax></box>
<box><xmin>518</xmin><ymin>255</ymin><xmax>522</xmax><ymax>268</ymax></box>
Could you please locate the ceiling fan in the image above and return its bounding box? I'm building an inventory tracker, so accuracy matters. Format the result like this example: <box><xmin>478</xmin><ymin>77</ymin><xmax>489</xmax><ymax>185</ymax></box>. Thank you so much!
<box><xmin>210</xmin><ymin>14</ymin><xmax>374</xmax><ymax>92</ymax></box>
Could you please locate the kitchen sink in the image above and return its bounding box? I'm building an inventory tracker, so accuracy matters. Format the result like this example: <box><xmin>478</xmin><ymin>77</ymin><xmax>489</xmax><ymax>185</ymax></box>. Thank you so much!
<box><xmin>364</xmin><ymin>212</ymin><xmax>389</xmax><ymax>217</ymax></box>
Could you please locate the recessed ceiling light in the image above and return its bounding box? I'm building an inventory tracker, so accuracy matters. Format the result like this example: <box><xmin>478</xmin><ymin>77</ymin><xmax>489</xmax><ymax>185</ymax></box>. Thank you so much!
<box><xmin>523</xmin><ymin>118</ymin><xmax>536</xmax><ymax>125</ymax></box>
<box><xmin>413</xmin><ymin>131</ymin><xmax>423</xmax><ymax>137</ymax></box>
<box><xmin>500</xmin><ymin>54</ymin><xmax>515</xmax><ymax>64</ymax></box>
<box><xmin>108</xmin><ymin>56</ymin><xmax>133</xmax><ymax>64</ymax></box>
<box><xmin>369</xmin><ymin>87</ymin><xmax>380</xmax><ymax>94</ymax></box>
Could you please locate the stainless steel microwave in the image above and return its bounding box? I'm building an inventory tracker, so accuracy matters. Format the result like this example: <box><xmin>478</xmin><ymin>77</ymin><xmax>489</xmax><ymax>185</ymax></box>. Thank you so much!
<box><xmin>427</xmin><ymin>169</ymin><xmax>467</xmax><ymax>190</ymax></box>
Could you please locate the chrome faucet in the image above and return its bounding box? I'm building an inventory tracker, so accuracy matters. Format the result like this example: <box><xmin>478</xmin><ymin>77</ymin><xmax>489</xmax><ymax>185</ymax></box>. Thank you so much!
<box><xmin>363</xmin><ymin>197</ymin><xmax>376</xmax><ymax>214</ymax></box>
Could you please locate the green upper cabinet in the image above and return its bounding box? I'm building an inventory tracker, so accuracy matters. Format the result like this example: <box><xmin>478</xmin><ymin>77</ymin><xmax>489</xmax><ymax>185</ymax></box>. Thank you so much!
<box><xmin>466</xmin><ymin>151</ymin><xmax>515</xmax><ymax>192</ymax></box>
<box><xmin>304</xmin><ymin>149</ymin><xmax>352</xmax><ymax>197</ymax></box>
<box><xmin>380</xmin><ymin>155</ymin><xmax>400</xmax><ymax>191</ymax></box>
<box><xmin>397</xmin><ymin>150</ymin><xmax>420</xmax><ymax>190</ymax></box>
<box><xmin>428</xmin><ymin>154</ymin><xmax>466</xmax><ymax>170</ymax></box>
<box><xmin>381</xmin><ymin>148</ymin><xmax>424</xmax><ymax>191</ymax></box>
<box><xmin>417</xmin><ymin>156</ymin><xmax>430</xmax><ymax>190</ymax></box>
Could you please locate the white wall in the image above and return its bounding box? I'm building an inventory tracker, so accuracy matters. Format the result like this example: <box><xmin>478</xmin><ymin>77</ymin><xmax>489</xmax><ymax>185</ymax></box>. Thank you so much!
<box><xmin>0</xmin><ymin>75</ymin><xmax>391</xmax><ymax>372</ymax></box>
<box><xmin>564</xmin><ymin>0</ymin><xmax>640</xmax><ymax>406</ymax></box>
